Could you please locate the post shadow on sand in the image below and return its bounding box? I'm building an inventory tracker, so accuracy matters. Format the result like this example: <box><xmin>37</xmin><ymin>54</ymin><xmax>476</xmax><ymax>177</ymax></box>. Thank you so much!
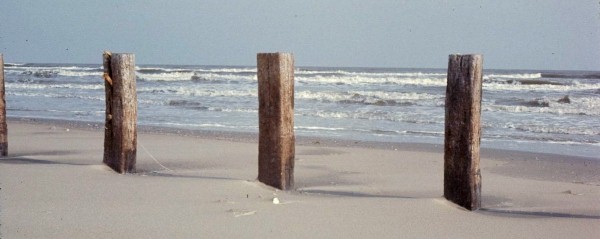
<box><xmin>136</xmin><ymin>171</ymin><xmax>240</xmax><ymax>181</ymax></box>
<box><xmin>297</xmin><ymin>188</ymin><xmax>600</xmax><ymax>220</ymax></box>
<box><xmin>0</xmin><ymin>154</ymin><xmax>88</xmax><ymax>166</ymax></box>
<box><xmin>478</xmin><ymin>208</ymin><xmax>600</xmax><ymax>219</ymax></box>
<box><xmin>297</xmin><ymin>189</ymin><xmax>417</xmax><ymax>199</ymax></box>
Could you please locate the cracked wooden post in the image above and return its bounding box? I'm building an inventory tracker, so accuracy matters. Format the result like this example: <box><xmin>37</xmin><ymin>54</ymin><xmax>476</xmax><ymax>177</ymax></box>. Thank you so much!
<box><xmin>257</xmin><ymin>53</ymin><xmax>295</xmax><ymax>190</ymax></box>
<box><xmin>103</xmin><ymin>52</ymin><xmax>137</xmax><ymax>173</ymax></box>
<box><xmin>0</xmin><ymin>54</ymin><xmax>7</xmax><ymax>156</ymax></box>
<box><xmin>444</xmin><ymin>54</ymin><xmax>483</xmax><ymax>211</ymax></box>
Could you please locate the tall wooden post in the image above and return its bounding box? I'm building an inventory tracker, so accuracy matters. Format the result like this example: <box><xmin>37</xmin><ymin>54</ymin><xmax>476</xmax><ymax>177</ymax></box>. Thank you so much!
<box><xmin>257</xmin><ymin>53</ymin><xmax>295</xmax><ymax>190</ymax></box>
<box><xmin>103</xmin><ymin>52</ymin><xmax>137</xmax><ymax>173</ymax></box>
<box><xmin>0</xmin><ymin>54</ymin><xmax>7</xmax><ymax>156</ymax></box>
<box><xmin>444</xmin><ymin>54</ymin><xmax>483</xmax><ymax>211</ymax></box>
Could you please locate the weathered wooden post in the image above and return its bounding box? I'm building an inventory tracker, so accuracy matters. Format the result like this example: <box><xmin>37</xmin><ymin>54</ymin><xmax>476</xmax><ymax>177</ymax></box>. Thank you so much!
<box><xmin>0</xmin><ymin>54</ymin><xmax>7</xmax><ymax>156</ymax></box>
<box><xmin>444</xmin><ymin>54</ymin><xmax>483</xmax><ymax>211</ymax></box>
<box><xmin>257</xmin><ymin>53</ymin><xmax>295</xmax><ymax>190</ymax></box>
<box><xmin>103</xmin><ymin>52</ymin><xmax>137</xmax><ymax>173</ymax></box>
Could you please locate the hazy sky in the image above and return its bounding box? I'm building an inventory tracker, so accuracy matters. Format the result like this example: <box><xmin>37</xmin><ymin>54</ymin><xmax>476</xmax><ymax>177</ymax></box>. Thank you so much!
<box><xmin>1</xmin><ymin>0</ymin><xmax>599</xmax><ymax>70</ymax></box>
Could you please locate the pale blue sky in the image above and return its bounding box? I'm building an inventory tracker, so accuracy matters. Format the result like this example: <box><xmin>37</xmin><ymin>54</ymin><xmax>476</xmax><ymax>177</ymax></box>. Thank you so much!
<box><xmin>1</xmin><ymin>0</ymin><xmax>599</xmax><ymax>70</ymax></box>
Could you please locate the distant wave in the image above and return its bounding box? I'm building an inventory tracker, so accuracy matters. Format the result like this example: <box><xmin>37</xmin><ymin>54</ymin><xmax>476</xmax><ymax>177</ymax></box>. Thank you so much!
<box><xmin>5</xmin><ymin>65</ymin><xmax>102</xmax><ymax>78</ymax></box>
<box><xmin>295</xmin><ymin>126</ymin><xmax>346</xmax><ymax>131</ymax></box>
<box><xmin>7</xmin><ymin>82</ymin><xmax>104</xmax><ymax>90</ymax></box>
<box><xmin>195</xmin><ymin>68</ymin><xmax>256</xmax><ymax>74</ymax></box>
<box><xmin>16</xmin><ymin>69</ymin><xmax>101</xmax><ymax>78</ymax></box>
<box><xmin>495</xmin><ymin>97</ymin><xmax>552</xmax><ymax>108</ymax></box>
<box><xmin>484</xmin><ymin>72</ymin><xmax>600</xmax><ymax>80</ymax></box>
<box><xmin>21</xmin><ymin>70</ymin><xmax>59</xmax><ymax>78</ymax></box>
<box><xmin>137</xmin><ymin>66</ymin><xmax>255</xmax><ymax>75</ymax></box>
<box><xmin>136</xmin><ymin>71</ymin><xmax>195</xmax><ymax>82</ymax></box>
<box><xmin>138</xmin><ymin>86</ymin><xmax>257</xmax><ymax>98</ymax></box>
<box><xmin>486</xmin><ymin>95</ymin><xmax>600</xmax><ymax>116</ymax></box>
<box><xmin>484</xmin><ymin>73</ymin><xmax>542</xmax><ymax>79</ymax></box>
<box><xmin>541</xmin><ymin>72</ymin><xmax>600</xmax><ymax>79</ymax></box>
<box><xmin>486</xmin><ymin>122</ymin><xmax>600</xmax><ymax>138</ymax></box>
<box><xmin>4</xmin><ymin>63</ymin><xmax>26</xmax><ymax>67</ymax></box>
<box><xmin>7</xmin><ymin>91</ymin><xmax>104</xmax><ymax>101</ymax></box>
<box><xmin>136</xmin><ymin>67</ymin><xmax>193</xmax><ymax>74</ymax></box>
<box><xmin>296</xmin><ymin>90</ymin><xmax>441</xmax><ymax>107</ymax></box>
<box><xmin>297</xmin><ymin>75</ymin><xmax>446</xmax><ymax>87</ymax></box>
<box><xmin>483</xmin><ymin>80</ymin><xmax>600</xmax><ymax>92</ymax></box>
<box><xmin>137</xmin><ymin>71</ymin><xmax>256</xmax><ymax>82</ymax></box>
<box><xmin>509</xmin><ymin>79</ymin><xmax>563</xmax><ymax>85</ymax></box>
<box><xmin>297</xmin><ymin>69</ymin><xmax>446</xmax><ymax>78</ymax></box>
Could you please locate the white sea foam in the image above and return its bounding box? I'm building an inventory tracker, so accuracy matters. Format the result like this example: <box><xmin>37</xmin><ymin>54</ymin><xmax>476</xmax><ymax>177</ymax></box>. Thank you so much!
<box><xmin>218</xmin><ymin>108</ymin><xmax>258</xmax><ymax>113</ymax></box>
<box><xmin>137</xmin><ymin>71</ymin><xmax>195</xmax><ymax>81</ymax></box>
<box><xmin>484</xmin><ymin>95</ymin><xmax>600</xmax><ymax>116</ymax></box>
<box><xmin>484</xmin><ymin>73</ymin><xmax>542</xmax><ymax>79</ymax></box>
<box><xmin>297</xmin><ymin>75</ymin><xmax>446</xmax><ymax>86</ymax></box>
<box><xmin>137</xmin><ymin>66</ymin><xmax>256</xmax><ymax>73</ymax></box>
<box><xmin>302</xmin><ymin>110</ymin><xmax>351</xmax><ymax>119</ymax></box>
<box><xmin>297</xmin><ymin>69</ymin><xmax>446</xmax><ymax>78</ymax></box>
<box><xmin>514</xmin><ymin>124</ymin><xmax>598</xmax><ymax>136</ymax></box>
<box><xmin>483</xmin><ymin>81</ymin><xmax>600</xmax><ymax>92</ymax></box>
<box><xmin>57</xmin><ymin>69</ymin><xmax>101</xmax><ymax>77</ymax></box>
<box><xmin>296</xmin><ymin>90</ymin><xmax>442</xmax><ymax>106</ymax></box>
<box><xmin>191</xmin><ymin>73</ymin><xmax>256</xmax><ymax>82</ymax></box>
<box><xmin>157</xmin><ymin>122</ymin><xmax>239</xmax><ymax>129</ymax></box>
<box><xmin>7</xmin><ymin>83</ymin><xmax>104</xmax><ymax>90</ymax></box>
<box><xmin>137</xmin><ymin>72</ymin><xmax>256</xmax><ymax>82</ymax></box>
<box><xmin>195</xmin><ymin>68</ymin><xmax>256</xmax><ymax>73</ymax></box>
<box><xmin>5</xmin><ymin>65</ymin><xmax>102</xmax><ymax>78</ymax></box>
<box><xmin>8</xmin><ymin>91</ymin><xmax>104</xmax><ymax>101</ymax></box>
<box><xmin>161</xmin><ymin>87</ymin><xmax>258</xmax><ymax>98</ymax></box>
<box><xmin>3</xmin><ymin>63</ymin><xmax>26</xmax><ymax>67</ymax></box>
<box><xmin>295</xmin><ymin>126</ymin><xmax>346</xmax><ymax>131</ymax></box>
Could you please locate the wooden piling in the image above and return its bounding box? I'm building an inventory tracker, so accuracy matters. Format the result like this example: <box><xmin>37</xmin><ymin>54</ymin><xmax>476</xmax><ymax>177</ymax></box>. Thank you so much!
<box><xmin>444</xmin><ymin>54</ymin><xmax>483</xmax><ymax>211</ymax></box>
<box><xmin>0</xmin><ymin>54</ymin><xmax>7</xmax><ymax>156</ymax></box>
<box><xmin>103</xmin><ymin>52</ymin><xmax>137</xmax><ymax>173</ymax></box>
<box><xmin>257</xmin><ymin>53</ymin><xmax>295</xmax><ymax>190</ymax></box>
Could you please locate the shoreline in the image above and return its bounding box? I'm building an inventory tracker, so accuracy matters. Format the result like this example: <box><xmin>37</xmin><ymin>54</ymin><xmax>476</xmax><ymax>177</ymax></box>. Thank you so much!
<box><xmin>7</xmin><ymin>116</ymin><xmax>600</xmax><ymax>186</ymax></box>
<box><xmin>10</xmin><ymin>116</ymin><xmax>599</xmax><ymax>160</ymax></box>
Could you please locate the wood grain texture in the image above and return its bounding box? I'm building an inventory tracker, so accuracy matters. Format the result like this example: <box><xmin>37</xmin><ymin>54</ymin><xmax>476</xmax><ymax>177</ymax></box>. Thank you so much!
<box><xmin>103</xmin><ymin>53</ymin><xmax>137</xmax><ymax>173</ymax></box>
<box><xmin>444</xmin><ymin>54</ymin><xmax>483</xmax><ymax>211</ymax></box>
<box><xmin>0</xmin><ymin>54</ymin><xmax>7</xmax><ymax>156</ymax></box>
<box><xmin>257</xmin><ymin>53</ymin><xmax>295</xmax><ymax>190</ymax></box>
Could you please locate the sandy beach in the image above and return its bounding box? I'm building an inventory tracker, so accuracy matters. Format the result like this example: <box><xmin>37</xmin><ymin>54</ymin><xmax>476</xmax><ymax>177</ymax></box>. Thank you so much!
<box><xmin>1</xmin><ymin>119</ymin><xmax>599</xmax><ymax>238</ymax></box>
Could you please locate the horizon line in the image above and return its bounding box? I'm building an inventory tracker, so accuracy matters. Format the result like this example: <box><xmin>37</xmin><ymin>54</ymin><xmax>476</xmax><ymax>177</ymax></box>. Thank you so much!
<box><xmin>3</xmin><ymin>61</ymin><xmax>599</xmax><ymax>73</ymax></box>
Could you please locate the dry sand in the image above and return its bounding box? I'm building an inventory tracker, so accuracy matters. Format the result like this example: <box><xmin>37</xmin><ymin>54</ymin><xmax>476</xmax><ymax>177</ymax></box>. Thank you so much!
<box><xmin>1</xmin><ymin>120</ymin><xmax>599</xmax><ymax>238</ymax></box>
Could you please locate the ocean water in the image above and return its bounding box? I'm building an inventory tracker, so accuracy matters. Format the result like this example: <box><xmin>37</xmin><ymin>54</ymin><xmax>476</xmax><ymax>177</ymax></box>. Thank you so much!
<box><xmin>3</xmin><ymin>63</ymin><xmax>600</xmax><ymax>158</ymax></box>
